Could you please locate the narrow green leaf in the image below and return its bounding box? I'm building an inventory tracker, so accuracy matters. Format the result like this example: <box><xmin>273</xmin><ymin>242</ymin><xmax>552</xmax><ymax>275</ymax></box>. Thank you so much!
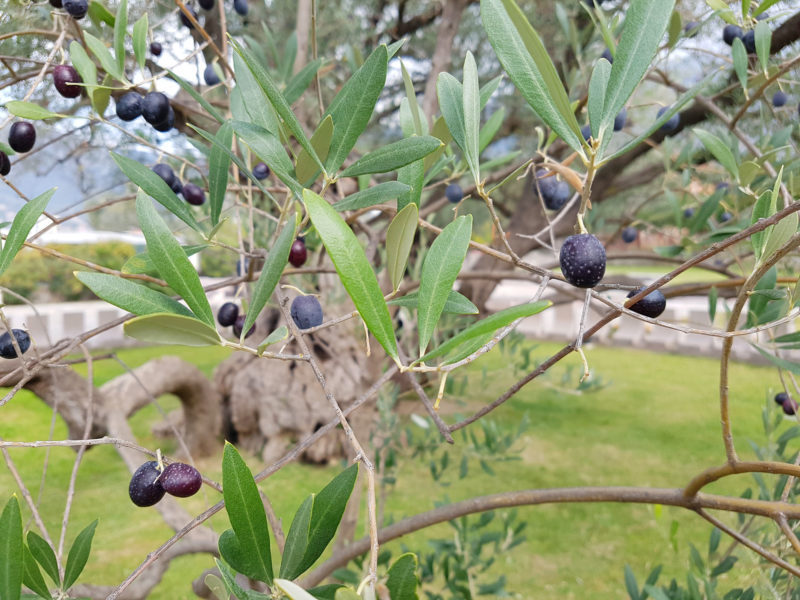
<box><xmin>216</xmin><ymin>557</ymin><xmax>271</xmax><ymax>600</ymax></box>
<box><xmin>298</xmin><ymin>464</ymin><xmax>358</xmax><ymax>574</ymax></box>
<box><xmin>304</xmin><ymin>189</ymin><xmax>398</xmax><ymax>361</ymax></box>
<box><xmin>388</xmin><ymin>290</ymin><xmax>478</xmax><ymax>315</ymax></box>
<box><xmin>231</xmin><ymin>53</ymin><xmax>281</xmax><ymax>134</ymax></box>
<box><xmin>400</xmin><ymin>60</ymin><xmax>423</xmax><ymax>136</ymax></box>
<box><xmin>479</xmin><ymin>106</ymin><xmax>505</xmax><ymax>153</ymax></box>
<box><xmin>418</xmin><ymin>301</ymin><xmax>551</xmax><ymax>364</ymax></box>
<box><xmin>166</xmin><ymin>68</ymin><xmax>225</xmax><ymax>124</ymax></box>
<box><xmin>257</xmin><ymin>326</ymin><xmax>289</xmax><ymax>354</ymax></box>
<box><xmin>22</xmin><ymin>545</ymin><xmax>50</xmax><ymax>600</ymax></box>
<box><xmin>695</xmin><ymin>129</ymin><xmax>738</xmax><ymax>180</ymax></box>
<box><xmin>231</xmin><ymin>121</ymin><xmax>303</xmax><ymax>198</ymax></box>
<box><xmin>462</xmin><ymin>51</ymin><xmax>481</xmax><ymax>183</ymax></box>
<box><xmin>332</xmin><ymin>182</ymin><xmax>412</xmax><ymax>211</ymax></box>
<box><xmin>732</xmin><ymin>38</ymin><xmax>748</xmax><ymax>91</ymax></box>
<box><xmin>83</xmin><ymin>32</ymin><xmax>125</xmax><ymax>82</ymax></box>
<box><xmin>752</xmin><ymin>0</ymin><xmax>780</xmax><ymax>17</ymax></box>
<box><xmin>761</xmin><ymin>212</ymin><xmax>798</xmax><ymax>262</ymax></box>
<box><xmin>481</xmin><ymin>0</ymin><xmax>583</xmax><ymax>152</ymax></box>
<box><xmin>323</xmin><ymin>45</ymin><xmax>388</xmax><ymax>173</ymax></box>
<box><xmin>0</xmin><ymin>188</ymin><xmax>53</xmax><ymax>277</ymax></box>
<box><xmin>386</xmin><ymin>203</ymin><xmax>418</xmax><ymax>291</ymax></box>
<box><xmin>296</xmin><ymin>115</ymin><xmax>334</xmax><ymax>185</ymax></box>
<box><xmin>279</xmin><ymin>495</ymin><xmax>313</xmax><ymax>580</ymax></box>
<box><xmin>132</xmin><ymin>15</ymin><xmax>147</xmax><ymax>70</ymax></box>
<box><xmin>122</xmin><ymin>244</ymin><xmax>207</xmax><ymax>276</ymax></box>
<box><xmin>600</xmin><ymin>0</ymin><xmax>676</xmax><ymax>134</ymax></box>
<box><xmin>588</xmin><ymin>59</ymin><xmax>611</xmax><ymax>138</ymax></box>
<box><xmin>222</xmin><ymin>443</ymin><xmax>273</xmax><ymax>583</ymax></box>
<box><xmin>417</xmin><ymin>216</ymin><xmax>473</xmax><ymax>355</ymax></box>
<box><xmin>190</xmin><ymin>126</ymin><xmax>276</xmax><ymax>202</ymax></box>
<box><xmin>111</xmin><ymin>153</ymin><xmax>201</xmax><ymax>232</ymax></box>
<box><xmin>437</xmin><ymin>73</ymin><xmax>467</xmax><ymax>156</ymax></box>
<box><xmin>5</xmin><ymin>102</ymin><xmax>58</xmax><ymax>120</ymax></box>
<box><xmin>751</xmin><ymin>190</ymin><xmax>774</xmax><ymax>262</ymax></box>
<box><xmin>230</xmin><ymin>37</ymin><xmax>324</xmax><ymax>174</ymax></box>
<box><xmin>386</xmin><ymin>553</ymin><xmax>419</xmax><ymax>600</ymax></box>
<box><xmin>284</xmin><ymin>58</ymin><xmax>323</xmax><ymax>105</ymax></box>
<box><xmin>753</xmin><ymin>345</ymin><xmax>800</xmax><ymax>376</ymax></box>
<box><xmin>136</xmin><ymin>193</ymin><xmax>213</xmax><ymax>324</ymax></box>
<box><xmin>0</xmin><ymin>496</ymin><xmax>23</xmax><ymax>600</ymax></box>
<box><xmin>241</xmin><ymin>218</ymin><xmax>295</xmax><ymax>341</ymax></box>
<box><xmin>397</xmin><ymin>159</ymin><xmax>425</xmax><ymax>212</ymax></box>
<box><xmin>218</xmin><ymin>529</ymin><xmax>258</xmax><ymax>580</ymax></box>
<box><xmin>667</xmin><ymin>10</ymin><xmax>682</xmax><ymax>48</ymax></box>
<box><xmin>204</xmin><ymin>573</ymin><xmax>229</xmax><ymax>600</ymax></box>
<box><xmin>63</xmin><ymin>520</ymin><xmax>97</xmax><ymax>590</ymax></box>
<box><xmin>75</xmin><ymin>272</ymin><xmax>194</xmax><ymax>318</ymax></box>
<box><xmin>209</xmin><ymin>122</ymin><xmax>233</xmax><ymax>226</ymax></box>
<box><xmin>113</xmin><ymin>0</ymin><xmax>127</xmax><ymax>75</ymax></box>
<box><xmin>275</xmin><ymin>579</ymin><xmax>318</xmax><ymax>600</ymax></box>
<box><xmin>281</xmin><ymin>32</ymin><xmax>298</xmax><ymax>83</ymax></box>
<box><xmin>755</xmin><ymin>21</ymin><xmax>771</xmax><ymax>73</ymax></box>
<box><xmin>70</xmin><ymin>41</ymin><xmax>97</xmax><ymax>107</ymax></box>
<box><xmin>124</xmin><ymin>313</ymin><xmax>221</xmax><ymax>346</ymax></box>
<box><xmin>340</xmin><ymin>137</ymin><xmax>442</xmax><ymax>178</ymax></box>
<box><xmin>26</xmin><ymin>533</ymin><xmax>58</xmax><ymax>587</ymax></box>
<box><xmin>88</xmin><ymin>0</ymin><xmax>115</xmax><ymax>26</ymax></box>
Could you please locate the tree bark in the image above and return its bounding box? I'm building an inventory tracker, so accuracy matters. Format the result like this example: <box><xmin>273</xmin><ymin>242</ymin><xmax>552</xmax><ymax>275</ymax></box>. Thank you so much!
<box><xmin>293</xmin><ymin>0</ymin><xmax>312</xmax><ymax>75</ymax></box>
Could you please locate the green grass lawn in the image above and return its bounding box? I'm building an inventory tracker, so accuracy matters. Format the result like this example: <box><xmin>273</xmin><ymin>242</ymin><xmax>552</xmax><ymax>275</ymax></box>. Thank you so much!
<box><xmin>0</xmin><ymin>340</ymin><xmax>788</xmax><ymax>599</ymax></box>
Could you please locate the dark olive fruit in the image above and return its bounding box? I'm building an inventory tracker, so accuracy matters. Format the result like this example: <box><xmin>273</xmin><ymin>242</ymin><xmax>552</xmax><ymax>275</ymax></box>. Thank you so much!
<box><xmin>0</xmin><ymin>152</ymin><xmax>10</xmax><ymax>177</ymax></box>
<box><xmin>233</xmin><ymin>0</ymin><xmax>248</xmax><ymax>15</ymax></box>
<box><xmin>716</xmin><ymin>182</ymin><xmax>729</xmax><ymax>192</ymax></box>
<box><xmin>198</xmin><ymin>0</ymin><xmax>214</xmax><ymax>8</ymax></box>
<box><xmin>683</xmin><ymin>207</ymin><xmax>695</xmax><ymax>219</ymax></box>
<box><xmin>152</xmin><ymin>163</ymin><xmax>176</xmax><ymax>187</ymax></box>
<box><xmin>626</xmin><ymin>288</ymin><xmax>667</xmax><ymax>319</ymax></box>
<box><xmin>115</xmin><ymin>92</ymin><xmax>143</xmax><ymax>121</ymax></box>
<box><xmin>63</xmin><ymin>0</ymin><xmax>88</xmax><ymax>18</ymax></box>
<box><xmin>182</xmin><ymin>183</ymin><xmax>205</xmax><ymax>205</ymax></box>
<box><xmin>684</xmin><ymin>21</ymin><xmax>699</xmax><ymax>37</ymax></box>
<box><xmin>0</xmin><ymin>329</ymin><xmax>31</xmax><ymax>359</ymax></box>
<box><xmin>8</xmin><ymin>122</ymin><xmax>36</xmax><ymax>153</ymax></box>
<box><xmin>621</xmin><ymin>227</ymin><xmax>638</xmax><ymax>243</ymax></box>
<box><xmin>142</xmin><ymin>91</ymin><xmax>170</xmax><ymax>125</ymax></box>
<box><xmin>203</xmin><ymin>64</ymin><xmax>220</xmax><ymax>86</ymax></box>
<box><xmin>657</xmin><ymin>106</ymin><xmax>680</xmax><ymax>133</ymax></box>
<box><xmin>53</xmin><ymin>65</ymin><xmax>82</xmax><ymax>98</ymax></box>
<box><xmin>613</xmin><ymin>108</ymin><xmax>627</xmax><ymax>132</ymax></box>
<box><xmin>288</xmin><ymin>238</ymin><xmax>307</xmax><ymax>268</ymax></box>
<box><xmin>534</xmin><ymin>169</ymin><xmax>570</xmax><ymax>211</ymax></box>
<box><xmin>775</xmin><ymin>392</ymin><xmax>790</xmax><ymax>406</ymax></box>
<box><xmin>600</xmin><ymin>48</ymin><xmax>613</xmax><ymax>63</ymax></box>
<box><xmin>232</xmin><ymin>315</ymin><xmax>256</xmax><ymax>338</ymax></box>
<box><xmin>252</xmin><ymin>162</ymin><xmax>270</xmax><ymax>180</ymax></box>
<box><xmin>170</xmin><ymin>178</ymin><xmax>183</xmax><ymax>195</ymax></box>
<box><xmin>217</xmin><ymin>302</ymin><xmax>239</xmax><ymax>327</ymax></box>
<box><xmin>784</xmin><ymin>398</ymin><xmax>798</xmax><ymax>416</ymax></box>
<box><xmin>773</xmin><ymin>91</ymin><xmax>788</xmax><ymax>107</ymax></box>
<box><xmin>150</xmin><ymin>42</ymin><xmax>163</xmax><ymax>56</ymax></box>
<box><xmin>742</xmin><ymin>30</ymin><xmax>756</xmax><ymax>54</ymax></box>
<box><xmin>129</xmin><ymin>461</ymin><xmax>165</xmax><ymax>507</ymax></box>
<box><xmin>581</xmin><ymin>124</ymin><xmax>592</xmax><ymax>141</ymax></box>
<box><xmin>445</xmin><ymin>183</ymin><xmax>463</xmax><ymax>203</ymax></box>
<box><xmin>290</xmin><ymin>295</ymin><xmax>323</xmax><ymax>329</ymax></box>
<box><xmin>719</xmin><ymin>211</ymin><xmax>733</xmax><ymax>222</ymax></box>
<box><xmin>160</xmin><ymin>462</ymin><xmax>202</xmax><ymax>497</ymax></box>
<box><xmin>153</xmin><ymin>106</ymin><xmax>175</xmax><ymax>132</ymax></box>
<box><xmin>180</xmin><ymin>5</ymin><xmax>199</xmax><ymax>28</ymax></box>
<box><xmin>559</xmin><ymin>234</ymin><xmax>606</xmax><ymax>288</ymax></box>
<box><xmin>49</xmin><ymin>0</ymin><xmax>63</xmax><ymax>7</ymax></box>
<box><xmin>723</xmin><ymin>24</ymin><xmax>743</xmax><ymax>46</ymax></box>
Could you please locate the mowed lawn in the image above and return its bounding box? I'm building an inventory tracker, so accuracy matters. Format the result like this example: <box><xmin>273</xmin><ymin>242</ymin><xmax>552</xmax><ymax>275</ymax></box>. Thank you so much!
<box><xmin>0</xmin><ymin>339</ymin><xmax>788</xmax><ymax>599</ymax></box>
